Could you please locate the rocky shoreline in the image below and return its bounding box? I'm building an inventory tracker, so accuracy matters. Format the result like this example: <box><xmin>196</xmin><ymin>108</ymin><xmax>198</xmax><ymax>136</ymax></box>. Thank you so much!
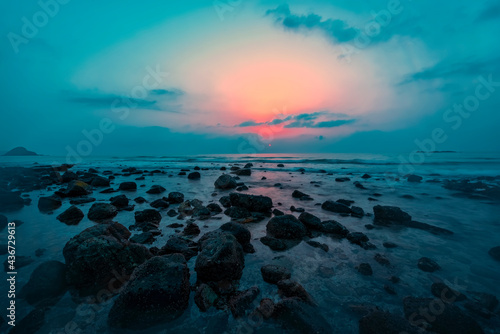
<box><xmin>0</xmin><ymin>162</ymin><xmax>499</xmax><ymax>333</ymax></box>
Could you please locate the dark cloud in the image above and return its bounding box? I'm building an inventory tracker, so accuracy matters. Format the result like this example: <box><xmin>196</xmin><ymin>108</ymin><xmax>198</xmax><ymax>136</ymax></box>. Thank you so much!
<box><xmin>266</xmin><ymin>4</ymin><xmax>358</xmax><ymax>44</ymax></box>
<box><xmin>150</xmin><ymin>88</ymin><xmax>184</xmax><ymax>98</ymax></box>
<box><xmin>236</xmin><ymin>111</ymin><xmax>354</xmax><ymax>128</ymax></box>
<box><xmin>285</xmin><ymin>119</ymin><xmax>355</xmax><ymax>128</ymax></box>
<box><xmin>238</xmin><ymin>120</ymin><xmax>265</xmax><ymax>127</ymax></box>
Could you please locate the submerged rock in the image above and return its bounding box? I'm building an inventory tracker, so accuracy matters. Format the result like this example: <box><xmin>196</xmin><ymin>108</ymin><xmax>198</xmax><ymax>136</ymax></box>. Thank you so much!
<box><xmin>267</xmin><ymin>215</ymin><xmax>307</xmax><ymax>239</ymax></box>
<box><xmin>56</xmin><ymin>205</ymin><xmax>84</xmax><ymax>225</ymax></box>
<box><xmin>214</xmin><ymin>174</ymin><xmax>238</xmax><ymax>190</ymax></box>
<box><xmin>229</xmin><ymin>193</ymin><xmax>273</xmax><ymax>212</ymax></box>
<box><xmin>146</xmin><ymin>185</ymin><xmax>166</xmax><ymax>194</ymax></box>
<box><xmin>272</xmin><ymin>298</ymin><xmax>332</xmax><ymax>334</ymax></box>
<box><xmin>229</xmin><ymin>286</ymin><xmax>260</xmax><ymax>318</ymax></box>
<box><xmin>298</xmin><ymin>212</ymin><xmax>322</xmax><ymax>230</ymax></box>
<box><xmin>20</xmin><ymin>261</ymin><xmax>67</xmax><ymax>306</ymax></box>
<box><xmin>321</xmin><ymin>200</ymin><xmax>352</xmax><ymax>214</ymax></box>
<box><xmin>261</xmin><ymin>264</ymin><xmax>291</xmax><ymax>284</ymax></box>
<box><xmin>488</xmin><ymin>246</ymin><xmax>500</xmax><ymax>262</ymax></box>
<box><xmin>417</xmin><ymin>257</ymin><xmax>440</xmax><ymax>272</ymax></box>
<box><xmin>38</xmin><ymin>196</ymin><xmax>62</xmax><ymax>212</ymax></box>
<box><xmin>108</xmin><ymin>255</ymin><xmax>190</xmax><ymax>329</ymax></box>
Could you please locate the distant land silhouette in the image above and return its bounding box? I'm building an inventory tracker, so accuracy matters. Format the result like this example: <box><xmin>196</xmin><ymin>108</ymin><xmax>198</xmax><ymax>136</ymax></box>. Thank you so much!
<box><xmin>3</xmin><ymin>147</ymin><xmax>39</xmax><ymax>156</ymax></box>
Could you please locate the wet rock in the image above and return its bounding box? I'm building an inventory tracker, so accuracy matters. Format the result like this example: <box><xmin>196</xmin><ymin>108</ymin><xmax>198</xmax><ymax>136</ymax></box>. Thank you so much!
<box><xmin>119</xmin><ymin>182</ymin><xmax>137</xmax><ymax>191</ymax></box>
<box><xmin>150</xmin><ymin>198</ymin><xmax>170</xmax><ymax>209</ymax></box>
<box><xmin>384</xmin><ymin>285</ymin><xmax>397</xmax><ymax>295</ymax></box>
<box><xmin>146</xmin><ymin>185</ymin><xmax>166</xmax><ymax>194</ymax></box>
<box><xmin>61</xmin><ymin>171</ymin><xmax>78</xmax><ymax>183</ymax></box>
<box><xmin>267</xmin><ymin>215</ymin><xmax>307</xmax><ymax>239</ymax></box>
<box><xmin>56</xmin><ymin>205</ymin><xmax>84</xmax><ymax>225</ymax></box>
<box><xmin>167</xmin><ymin>209</ymin><xmax>178</xmax><ymax>217</ymax></box>
<box><xmin>261</xmin><ymin>265</ymin><xmax>291</xmax><ymax>284</ymax></box>
<box><xmin>354</xmin><ymin>181</ymin><xmax>367</xmax><ymax>189</ymax></box>
<box><xmin>277</xmin><ymin>164</ymin><xmax>285</xmax><ymax>167</ymax></box>
<box><xmin>298</xmin><ymin>212</ymin><xmax>322</xmax><ymax>230</ymax></box>
<box><xmin>90</xmin><ymin>176</ymin><xmax>110</xmax><ymax>187</ymax></box>
<box><xmin>374</xmin><ymin>253</ymin><xmax>391</xmax><ymax>266</ymax></box>
<box><xmin>134</xmin><ymin>196</ymin><xmax>147</xmax><ymax>204</ymax></box>
<box><xmin>361</xmin><ymin>174</ymin><xmax>372</xmax><ymax>179</ymax></box>
<box><xmin>220</xmin><ymin>222</ymin><xmax>251</xmax><ymax>247</ymax></box>
<box><xmin>101</xmin><ymin>188</ymin><xmax>117</xmax><ymax>194</ymax></box>
<box><xmin>290</xmin><ymin>206</ymin><xmax>305</xmax><ymax>213</ymax></box>
<box><xmin>214</xmin><ymin>174</ymin><xmax>238</xmax><ymax>190</ymax></box>
<box><xmin>488</xmin><ymin>246</ymin><xmax>500</xmax><ymax>262</ymax></box>
<box><xmin>195</xmin><ymin>283</ymin><xmax>218</xmax><ymax>312</ymax></box>
<box><xmin>207</xmin><ymin>203</ymin><xmax>222</xmax><ymax>213</ymax></box>
<box><xmin>383</xmin><ymin>242</ymin><xmax>398</xmax><ymax>248</ymax></box>
<box><xmin>357</xmin><ymin>263</ymin><xmax>373</xmax><ymax>276</ymax></box>
<box><xmin>88</xmin><ymin>203</ymin><xmax>118</xmax><ymax>222</ymax></box>
<box><xmin>277</xmin><ymin>280</ymin><xmax>316</xmax><ymax>305</ymax></box>
<box><xmin>405</xmin><ymin>220</ymin><xmax>453</xmax><ymax>235</ymax></box>
<box><xmin>195</xmin><ymin>232</ymin><xmax>244</xmax><ymax>282</ymax></box>
<box><xmin>110</xmin><ymin>194</ymin><xmax>129</xmax><ymax>208</ymax></box>
<box><xmin>229</xmin><ymin>286</ymin><xmax>260</xmax><ymax>317</ymax></box>
<box><xmin>466</xmin><ymin>291</ymin><xmax>499</xmax><ymax>313</ymax></box>
<box><xmin>108</xmin><ymin>255</ymin><xmax>190</xmax><ymax>329</ymax></box>
<box><xmin>20</xmin><ymin>261</ymin><xmax>67</xmax><ymax>306</ymax></box>
<box><xmin>431</xmin><ymin>282</ymin><xmax>466</xmax><ymax>302</ymax></box>
<box><xmin>219</xmin><ymin>195</ymin><xmax>231</xmax><ymax>208</ymax></box>
<box><xmin>188</xmin><ymin>172</ymin><xmax>201</xmax><ymax>180</ymax></box>
<box><xmin>37</xmin><ymin>195</ymin><xmax>62</xmax><ymax>212</ymax></box>
<box><xmin>351</xmin><ymin>206</ymin><xmax>365</xmax><ymax>218</ymax></box>
<box><xmin>135</xmin><ymin>209</ymin><xmax>162</xmax><ymax>225</ymax></box>
<box><xmin>272</xmin><ymin>298</ymin><xmax>332</xmax><ymax>334</ymax></box>
<box><xmin>373</xmin><ymin>205</ymin><xmax>412</xmax><ymax>225</ymax></box>
<box><xmin>130</xmin><ymin>232</ymin><xmax>156</xmax><ymax>244</ymax></box>
<box><xmin>403</xmin><ymin>296</ymin><xmax>484</xmax><ymax>334</ymax></box>
<box><xmin>224</xmin><ymin>206</ymin><xmax>251</xmax><ymax>219</ymax></box>
<box><xmin>335</xmin><ymin>177</ymin><xmax>350</xmax><ymax>182</ymax></box>
<box><xmin>69</xmin><ymin>197</ymin><xmax>96</xmax><ymax>205</ymax></box>
<box><xmin>183</xmin><ymin>222</ymin><xmax>201</xmax><ymax>236</ymax></box>
<box><xmin>273</xmin><ymin>208</ymin><xmax>285</xmax><ymax>216</ymax></box>
<box><xmin>417</xmin><ymin>257</ymin><xmax>440</xmax><ymax>272</ymax></box>
<box><xmin>359</xmin><ymin>310</ymin><xmax>421</xmax><ymax>334</ymax></box>
<box><xmin>168</xmin><ymin>191</ymin><xmax>184</xmax><ymax>204</ymax></box>
<box><xmin>159</xmin><ymin>236</ymin><xmax>198</xmax><ymax>260</ymax></box>
<box><xmin>306</xmin><ymin>241</ymin><xmax>328</xmax><ymax>252</ymax></box>
<box><xmin>320</xmin><ymin>220</ymin><xmax>349</xmax><ymax>237</ymax></box>
<box><xmin>229</xmin><ymin>193</ymin><xmax>273</xmax><ymax>212</ymax></box>
<box><xmin>292</xmin><ymin>190</ymin><xmax>313</xmax><ymax>200</ymax></box>
<box><xmin>61</xmin><ymin>180</ymin><xmax>92</xmax><ymax>197</ymax></box>
<box><xmin>234</xmin><ymin>168</ymin><xmax>251</xmax><ymax>176</ymax></box>
<box><xmin>336</xmin><ymin>199</ymin><xmax>354</xmax><ymax>206</ymax></box>
<box><xmin>260</xmin><ymin>236</ymin><xmax>287</xmax><ymax>251</ymax></box>
<box><xmin>407</xmin><ymin>175</ymin><xmax>423</xmax><ymax>183</ymax></box>
<box><xmin>321</xmin><ymin>200</ymin><xmax>352</xmax><ymax>214</ymax></box>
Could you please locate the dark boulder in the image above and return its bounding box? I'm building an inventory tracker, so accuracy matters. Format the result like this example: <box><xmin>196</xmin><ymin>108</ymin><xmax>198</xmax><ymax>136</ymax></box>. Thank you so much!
<box><xmin>90</xmin><ymin>176</ymin><xmax>110</xmax><ymax>187</ymax></box>
<box><xmin>277</xmin><ymin>279</ymin><xmax>316</xmax><ymax>305</ymax></box>
<box><xmin>207</xmin><ymin>203</ymin><xmax>223</xmax><ymax>213</ymax></box>
<box><xmin>417</xmin><ymin>257</ymin><xmax>440</xmax><ymax>272</ymax></box>
<box><xmin>214</xmin><ymin>174</ymin><xmax>237</xmax><ymax>190</ymax></box>
<box><xmin>292</xmin><ymin>190</ymin><xmax>313</xmax><ymax>200</ymax></box>
<box><xmin>195</xmin><ymin>283</ymin><xmax>218</xmax><ymax>312</ymax></box>
<box><xmin>130</xmin><ymin>232</ymin><xmax>156</xmax><ymax>244</ymax></box>
<box><xmin>56</xmin><ymin>205</ymin><xmax>84</xmax><ymax>225</ymax></box>
<box><xmin>261</xmin><ymin>265</ymin><xmax>291</xmax><ymax>284</ymax></box>
<box><xmin>61</xmin><ymin>180</ymin><xmax>91</xmax><ymax>197</ymax></box>
<box><xmin>351</xmin><ymin>206</ymin><xmax>365</xmax><ymax>218</ymax></box>
<box><xmin>357</xmin><ymin>263</ymin><xmax>373</xmax><ymax>276</ymax></box>
<box><xmin>168</xmin><ymin>192</ymin><xmax>184</xmax><ymax>204</ymax></box>
<box><xmin>234</xmin><ymin>168</ymin><xmax>251</xmax><ymax>176</ymax></box>
<box><xmin>267</xmin><ymin>215</ymin><xmax>307</xmax><ymax>239</ymax></box>
<box><xmin>108</xmin><ymin>255</ymin><xmax>190</xmax><ymax>329</ymax></box>
<box><xmin>260</xmin><ymin>236</ymin><xmax>287</xmax><ymax>251</ymax></box>
<box><xmin>488</xmin><ymin>246</ymin><xmax>500</xmax><ymax>262</ymax></box>
<box><xmin>119</xmin><ymin>182</ymin><xmax>137</xmax><ymax>191</ymax></box>
<box><xmin>87</xmin><ymin>203</ymin><xmax>118</xmax><ymax>222</ymax></box>
<box><xmin>188</xmin><ymin>172</ymin><xmax>201</xmax><ymax>180</ymax></box>
<box><xmin>320</xmin><ymin>220</ymin><xmax>349</xmax><ymax>237</ymax></box>
<box><xmin>229</xmin><ymin>286</ymin><xmax>260</xmax><ymax>318</ymax></box>
<box><xmin>135</xmin><ymin>209</ymin><xmax>162</xmax><ymax>226</ymax></box>
<box><xmin>159</xmin><ymin>236</ymin><xmax>198</xmax><ymax>260</ymax></box>
<box><xmin>183</xmin><ymin>222</ymin><xmax>201</xmax><ymax>236</ymax></box>
<box><xmin>20</xmin><ymin>261</ymin><xmax>67</xmax><ymax>306</ymax></box>
<box><xmin>321</xmin><ymin>200</ymin><xmax>352</xmax><ymax>214</ymax></box>
<box><xmin>272</xmin><ymin>298</ymin><xmax>332</xmax><ymax>334</ymax></box>
<box><xmin>38</xmin><ymin>196</ymin><xmax>62</xmax><ymax>212</ymax></box>
<box><xmin>224</xmin><ymin>206</ymin><xmax>251</xmax><ymax>219</ymax></box>
<box><xmin>359</xmin><ymin>310</ymin><xmax>422</xmax><ymax>334</ymax></box>
<box><xmin>150</xmin><ymin>198</ymin><xmax>170</xmax><ymax>209</ymax></box>
<box><xmin>195</xmin><ymin>232</ymin><xmax>244</xmax><ymax>282</ymax></box>
<box><xmin>229</xmin><ymin>193</ymin><xmax>273</xmax><ymax>212</ymax></box>
<box><xmin>298</xmin><ymin>212</ymin><xmax>322</xmax><ymax>230</ymax></box>
<box><xmin>146</xmin><ymin>185</ymin><xmax>166</xmax><ymax>194</ymax></box>
<box><xmin>431</xmin><ymin>282</ymin><xmax>466</xmax><ymax>302</ymax></box>
<box><xmin>110</xmin><ymin>194</ymin><xmax>129</xmax><ymax>208</ymax></box>
<box><xmin>373</xmin><ymin>205</ymin><xmax>412</xmax><ymax>225</ymax></box>
<box><xmin>220</xmin><ymin>222</ymin><xmax>251</xmax><ymax>246</ymax></box>
<box><xmin>219</xmin><ymin>195</ymin><xmax>231</xmax><ymax>208</ymax></box>
<box><xmin>407</xmin><ymin>175</ymin><xmax>423</xmax><ymax>183</ymax></box>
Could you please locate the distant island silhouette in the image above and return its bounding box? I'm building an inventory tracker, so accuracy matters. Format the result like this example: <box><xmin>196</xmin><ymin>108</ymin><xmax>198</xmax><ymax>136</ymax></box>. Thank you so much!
<box><xmin>3</xmin><ymin>147</ymin><xmax>39</xmax><ymax>156</ymax></box>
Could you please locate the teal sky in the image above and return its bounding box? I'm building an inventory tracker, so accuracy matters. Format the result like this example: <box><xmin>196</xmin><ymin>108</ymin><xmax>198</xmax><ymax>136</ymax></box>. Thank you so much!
<box><xmin>1</xmin><ymin>0</ymin><xmax>499</xmax><ymax>156</ymax></box>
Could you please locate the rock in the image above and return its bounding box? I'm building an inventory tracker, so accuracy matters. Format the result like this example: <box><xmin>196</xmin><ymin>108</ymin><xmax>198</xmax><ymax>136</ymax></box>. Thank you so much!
<box><xmin>229</xmin><ymin>286</ymin><xmax>260</xmax><ymax>317</ymax></box>
<box><xmin>354</xmin><ymin>181</ymin><xmax>367</xmax><ymax>189</ymax></box>
<box><xmin>90</xmin><ymin>176</ymin><xmax>110</xmax><ymax>187</ymax></box>
<box><xmin>62</xmin><ymin>180</ymin><xmax>92</xmax><ymax>197</ymax></box>
<box><xmin>347</xmin><ymin>232</ymin><xmax>375</xmax><ymax>249</ymax></box>
<box><xmin>336</xmin><ymin>199</ymin><xmax>354</xmax><ymax>206</ymax></box>
<box><xmin>298</xmin><ymin>212</ymin><xmax>322</xmax><ymax>230</ymax></box>
<box><xmin>234</xmin><ymin>168</ymin><xmax>251</xmax><ymax>176</ymax></box>
<box><xmin>188</xmin><ymin>172</ymin><xmax>201</xmax><ymax>180</ymax></box>
<box><xmin>417</xmin><ymin>257</ymin><xmax>440</xmax><ymax>272</ymax></box>
<box><xmin>61</xmin><ymin>171</ymin><xmax>78</xmax><ymax>183</ymax></box>
<box><xmin>224</xmin><ymin>206</ymin><xmax>251</xmax><ymax>219</ymax></box>
<box><xmin>229</xmin><ymin>193</ymin><xmax>273</xmax><ymax>212</ymax></box>
<box><xmin>134</xmin><ymin>196</ymin><xmax>147</xmax><ymax>204</ymax></box>
<box><xmin>292</xmin><ymin>190</ymin><xmax>313</xmax><ymax>200</ymax></box>
<box><xmin>290</xmin><ymin>206</ymin><xmax>305</xmax><ymax>213</ymax></box>
<box><xmin>267</xmin><ymin>215</ymin><xmax>307</xmax><ymax>239</ymax></box>
<box><xmin>0</xmin><ymin>189</ymin><xmax>25</xmax><ymax>211</ymax></box>
<box><xmin>431</xmin><ymin>282</ymin><xmax>466</xmax><ymax>302</ymax></box>
<box><xmin>38</xmin><ymin>195</ymin><xmax>62</xmax><ymax>212</ymax></box>
<box><xmin>159</xmin><ymin>236</ymin><xmax>198</xmax><ymax>260</ymax></box>
<box><xmin>273</xmin><ymin>298</ymin><xmax>332</xmax><ymax>334</ymax></box>
<box><xmin>321</xmin><ymin>200</ymin><xmax>352</xmax><ymax>214</ymax></box>
<box><xmin>403</xmin><ymin>296</ymin><xmax>484</xmax><ymax>334</ymax></box>
<box><xmin>359</xmin><ymin>310</ymin><xmax>421</xmax><ymax>334</ymax></box>
<box><xmin>9</xmin><ymin>307</ymin><xmax>48</xmax><ymax>334</ymax></box>
<box><xmin>260</xmin><ymin>236</ymin><xmax>287</xmax><ymax>251</ymax></box>
<box><xmin>168</xmin><ymin>191</ymin><xmax>184</xmax><ymax>204</ymax></box>
<box><xmin>405</xmin><ymin>220</ymin><xmax>453</xmax><ymax>235</ymax></box>
<box><xmin>357</xmin><ymin>263</ymin><xmax>373</xmax><ymax>276</ymax></box>
<box><xmin>277</xmin><ymin>164</ymin><xmax>285</xmax><ymax>167</ymax></box>
<box><xmin>20</xmin><ymin>261</ymin><xmax>67</xmax><ymax>306</ymax></box>
<box><xmin>351</xmin><ymin>206</ymin><xmax>365</xmax><ymax>218</ymax></box>
<box><xmin>320</xmin><ymin>220</ymin><xmax>349</xmax><ymax>237</ymax></box>
<box><xmin>466</xmin><ymin>291</ymin><xmax>498</xmax><ymax>312</ymax></box>
<box><xmin>488</xmin><ymin>246</ymin><xmax>500</xmax><ymax>261</ymax></box>
<box><xmin>384</xmin><ymin>285</ymin><xmax>397</xmax><ymax>295</ymax></box>
<box><xmin>56</xmin><ymin>205</ymin><xmax>84</xmax><ymax>225</ymax></box>
<box><xmin>383</xmin><ymin>242</ymin><xmax>398</xmax><ymax>248</ymax></box>
<box><xmin>219</xmin><ymin>196</ymin><xmax>231</xmax><ymax>208</ymax></box>
<box><xmin>63</xmin><ymin>223</ymin><xmax>151</xmax><ymax>296</ymax></box>
<box><xmin>307</xmin><ymin>241</ymin><xmax>329</xmax><ymax>252</ymax></box>
<box><xmin>167</xmin><ymin>209</ymin><xmax>178</xmax><ymax>217</ymax></box>
<box><xmin>207</xmin><ymin>203</ymin><xmax>222</xmax><ymax>213</ymax></box>
<box><xmin>119</xmin><ymin>182</ymin><xmax>137</xmax><ymax>191</ymax></box>
<box><xmin>277</xmin><ymin>279</ymin><xmax>316</xmax><ymax>305</ymax></box>
<box><xmin>220</xmin><ymin>222</ymin><xmax>251</xmax><ymax>246</ymax></box>
<box><xmin>373</xmin><ymin>205</ymin><xmax>412</xmax><ymax>225</ymax></box>
<box><xmin>195</xmin><ymin>283</ymin><xmax>218</xmax><ymax>312</ymax></box>
<box><xmin>273</xmin><ymin>208</ymin><xmax>285</xmax><ymax>216</ymax></box>
<box><xmin>374</xmin><ymin>253</ymin><xmax>391</xmax><ymax>266</ymax></box>
<box><xmin>195</xmin><ymin>232</ymin><xmax>244</xmax><ymax>282</ymax></box>
<box><xmin>261</xmin><ymin>265</ymin><xmax>291</xmax><ymax>284</ymax></box>
<box><xmin>214</xmin><ymin>174</ymin><xmax>238</xmax><ymax>190</ymax></box>
<box><xmin>69</xmin><ymin>197</ymin><xmax>96</xmax><ymax>205</ymax></box>
<box><xmin>87</xmin><ymin>203</ymin><xmax>118</xmax><ymax>222</ymax></box>
<box><xmin>135</xmin><ymin>209</ymin><xmax>162</xmax><ymax>225</ymax></box>
<box><xmin>183</xmin><ymin>222</ymin><xmax>201</xmax><ymax>236</ymax></box>
<box><xmin>150</xmin><ymin>198</ymin><xmax>170</xmax><ymax>209</ymax></box>
<box><xmin>130</xmin><ymin>232</ymin><xmax>155</xmax><ymax>244</ymax></box>
<box><xmin>108</xmin><ymin>255</ymin><xmax>190</xmax><ymax>329</ymax></box>
<box><xmin>407</xmin><ymin>175</ymin><xmax>423</xmax><ymax>183</ymax></box>
<box><xmin>146</xmin><ymin>185</ymin><xmax>166</xmax><ymax>194</ymax></box>
<box><xmin>361</xmin><ymin>174</ymin><xmax>372</xmax><ymax>179</ymax></box>
<box><xmin>110</xmin><ymin>194</ymin><xmax>129</xmax><ymax>208</ymax></box>
<box><xmin>335</xmin><ymin>177</ymin><xmax>351</xmax><ymax>182</ymax></box>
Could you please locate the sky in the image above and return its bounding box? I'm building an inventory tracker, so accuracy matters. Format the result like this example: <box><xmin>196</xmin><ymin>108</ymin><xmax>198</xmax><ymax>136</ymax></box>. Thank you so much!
<box><xmin>0</xmin><ymin>0</ymin><xmax>499</xmax><ymax>156</ymax></box>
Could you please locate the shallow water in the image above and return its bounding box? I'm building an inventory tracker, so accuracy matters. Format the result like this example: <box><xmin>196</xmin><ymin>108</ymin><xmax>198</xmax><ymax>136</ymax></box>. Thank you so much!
<box><xmin>1</xmin><ymin>152</ymin><xmax>500</xmax><ymax>333</ymax></box>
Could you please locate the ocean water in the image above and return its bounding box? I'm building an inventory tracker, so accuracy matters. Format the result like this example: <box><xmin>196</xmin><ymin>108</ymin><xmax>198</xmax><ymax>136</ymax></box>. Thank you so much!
<box><xmin>0</xmin><ymin>152</ymin><xmax>499</xmax><ymax>333</ymax></box>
